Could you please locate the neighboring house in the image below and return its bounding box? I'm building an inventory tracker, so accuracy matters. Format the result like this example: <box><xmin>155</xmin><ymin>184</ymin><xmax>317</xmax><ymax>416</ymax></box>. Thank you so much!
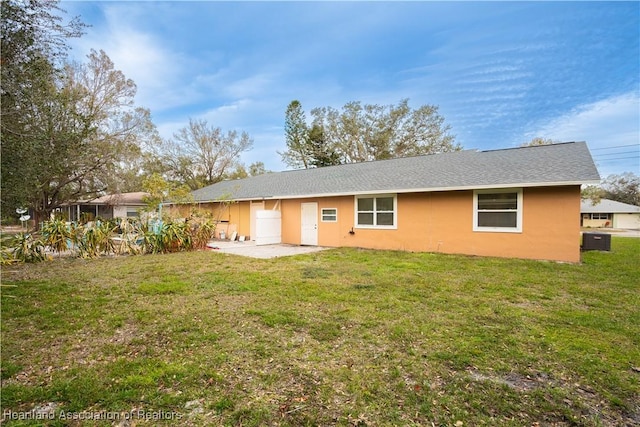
<box><xmin>60</xmin><ymin>192</ymin><xmax>149</xmax><ymax>222</ymax></box>
<box><xmin>581</xmin><ymin>198</ymin><xmax>640</xmax><ymax>229</ymax></box>
<box><xmin>172</xmin><ymin>142</ymin><xmax>599</xmax><ymax>263</ymax></box>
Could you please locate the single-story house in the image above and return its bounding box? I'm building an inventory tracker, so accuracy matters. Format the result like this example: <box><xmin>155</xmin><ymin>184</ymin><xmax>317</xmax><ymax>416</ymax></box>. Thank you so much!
<box><xmin>581</xmin><ymin>198</ymin><xmax>640</xmax><ymax>229</ymax></box>
<box><xmin>172</xmin><ymin>142</ymin><xmax>600</xmax><ymax>262</ymax></box>
<box><xmin>60</xmin><ymin>192</ymin><xmax>149</xmax><ymax>222</ymax></box>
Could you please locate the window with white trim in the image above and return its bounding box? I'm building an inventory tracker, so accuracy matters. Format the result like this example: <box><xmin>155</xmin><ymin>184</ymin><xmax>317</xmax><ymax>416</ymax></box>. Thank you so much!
<box><xmin>473</xmin><ymin>189</ymin><xmax>522</xmax><ymax>232</ymax></box>
<box><xmin>355</xmin><ymin>195</ymin><xmax>397</xmax><ymax>228</ymax></box>
<box><xmin>321</xmin><ymin>208</ymin><xmax>337</xmax><ymax>222</ymax></box>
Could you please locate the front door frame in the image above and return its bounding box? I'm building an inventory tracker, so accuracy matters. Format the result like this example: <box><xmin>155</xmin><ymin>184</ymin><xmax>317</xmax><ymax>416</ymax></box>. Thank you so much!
<box><xmin>301</xmin><ymin>202</ymin><xmax>318</xmax><ymax>246</ymax></box>
<box><xmin>250</xmin><ymin>201</ymin><xmax>265</xmax><ymax>241</ymax></box>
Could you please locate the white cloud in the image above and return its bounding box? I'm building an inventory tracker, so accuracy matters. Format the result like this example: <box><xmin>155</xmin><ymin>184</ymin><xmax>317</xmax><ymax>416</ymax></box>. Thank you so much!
<box><xmin>525</xmin><ymin>91</ymin><xmax>640</xmax><ymax>176</ymax></box>
<box><xmin>68</xmin><ymin>4</ymin><xmax>193</xmax><ymax>112</ymax></box>
<box><xmin>199</xmin><ymin>100</ymin><xmax>255</xmax><ymax>128</ymax></box>
<box><xmin>526</xmin><ymin>91</ymin><xmax>638</xmax><ymax>148</ymax></box>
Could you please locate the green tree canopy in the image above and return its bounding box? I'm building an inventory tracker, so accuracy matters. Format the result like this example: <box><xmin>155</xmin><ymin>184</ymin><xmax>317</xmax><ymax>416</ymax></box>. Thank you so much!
<box><xmin>226</xmin><ymin>162</ymin><xmax>270</xmax><ymax>180</ymax></box>
<box><xmin>280</xmin><ymin>100</ymin><xmax>310</xmax><ymax>169</ymax></box>
<box><xmin>581</xmin><ymin>172</ymin><xmax>640</xmax><ymax>206</ymax></box>
<box><xmin>1</xmin><ymin>0</ymin><xmax>86</xmax><ymax>221</ymax></box>
<box><xmin>279</xmin><ymin>99</ymin><xmax>459</xmax><ymax>169</ymax></box>
<box><xmin>1</xmin><ymin>47</ymin><xmax>155</xmax><ymax>223</ymax></box>
<box><xmin>141</xmin><ymin>173</ymin><xmax>193</xmax><ymax>213</ymax></box>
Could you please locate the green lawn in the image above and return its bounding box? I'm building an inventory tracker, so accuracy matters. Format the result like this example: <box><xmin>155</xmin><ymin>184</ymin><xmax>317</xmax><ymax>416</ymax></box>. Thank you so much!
<box><xmin>1</xmin><ymin>239</ymin><xmax>639</xmax><ymax>426</ymax></box>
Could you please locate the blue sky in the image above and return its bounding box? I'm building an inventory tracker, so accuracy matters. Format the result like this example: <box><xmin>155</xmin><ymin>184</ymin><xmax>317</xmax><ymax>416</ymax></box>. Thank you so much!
<box><xmin>62</xmin><ymin>1</ymin><xmax>639</xmax><ymax>178</ymax></box>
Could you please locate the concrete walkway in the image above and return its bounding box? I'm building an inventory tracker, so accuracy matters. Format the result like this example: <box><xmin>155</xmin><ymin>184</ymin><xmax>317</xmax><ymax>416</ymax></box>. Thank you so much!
<box><xmin>206</xmin><ymin>240</ymin><xmax>329</xmax><ymax>259</ymax></box>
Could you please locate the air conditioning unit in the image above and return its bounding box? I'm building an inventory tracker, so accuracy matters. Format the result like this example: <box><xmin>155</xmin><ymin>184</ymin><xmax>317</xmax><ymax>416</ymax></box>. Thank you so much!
<box><xmin>582</xmin><ymin>233</ymin><xmax>611</xmax><ymax>251</ymax></box>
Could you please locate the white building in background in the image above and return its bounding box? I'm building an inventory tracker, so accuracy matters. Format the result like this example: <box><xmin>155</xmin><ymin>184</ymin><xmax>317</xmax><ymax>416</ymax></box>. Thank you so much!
<box><xmin>60</xmin><ymin>192</ymin><xmax>149</xmax><ymax>222</ymax></box>
<box><xmin>581</xmin><ymin>198</ymin><xmax>640</xmax><ymax>229</ymax></box>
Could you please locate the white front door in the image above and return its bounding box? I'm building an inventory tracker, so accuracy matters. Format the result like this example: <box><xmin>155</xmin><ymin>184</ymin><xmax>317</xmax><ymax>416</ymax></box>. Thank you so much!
<box><xmin>301</xmin><ymin>202</ymin><xmax>318</xmax><ymax>246</ymax></box>
<box><xmin>250</xmin><ymin>201</ymin><xmax>264</xmax><ymax>241</ymax></box>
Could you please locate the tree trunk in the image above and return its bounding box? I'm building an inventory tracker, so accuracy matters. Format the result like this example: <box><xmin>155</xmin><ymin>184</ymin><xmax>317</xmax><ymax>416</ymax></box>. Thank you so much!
<box><xmin>33</xmin><ymin>209</ymin><xmax>51</xmax><ymax>231</ymax></box>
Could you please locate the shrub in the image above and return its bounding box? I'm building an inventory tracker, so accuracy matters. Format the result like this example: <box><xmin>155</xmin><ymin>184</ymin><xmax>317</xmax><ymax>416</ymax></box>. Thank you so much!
<box><xmin>7</xmin><ymin>232</ymin><xmax>47</xmax><ymax>263</ymax></box>
<box><xmin>41</xmin><ymin>219</ymin><xmax>71</xmax><ymax>256</ymax></box>
<box><xmin>163</xmin><ymin>220</ymin><xmax>191</xmax><ymax>253</ymax></box>
<box><xmin>72</xmin><ymin>221</ymin><xmax>117</xmax><ymax>258</ymax></box>
<box><xmin>186</xmin><ymin>213</ymin><xmax>217</xmax><ymax>250</ymax></box>
<box><xmin>7</xmin><ymin>214</ymin><xmax>217</xmax><ymax>263</ymax></box>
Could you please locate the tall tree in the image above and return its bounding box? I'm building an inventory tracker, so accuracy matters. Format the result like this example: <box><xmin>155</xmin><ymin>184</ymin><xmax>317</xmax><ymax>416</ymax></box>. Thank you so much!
<box><xmin>280</xmin><ymin>100</ymin><xmax>311</xmax><ymax>169</ymax></box>
<box><xmin>2</xmin><ymin>2</ymin><xmax>156</xmax><ymax>224</ymax></box>
<box><xmin>1</xmin><ymin>0</ymin><xmax>87</xmax><ymax>221</ymax></box>
<box><xmin>308</xmin><ymin>123</ymin><xmax>340</xmax><ymax>168</ymax></box>
<box><xmin>141</xmin><ymin>173</ymin><xmax>193</xmax><ymax>213</ymax></box>
<box><xmin>2</xmin><ymin>48</ymin><xmax>154</xmax><ymax>225</ymax></box>
<box><xmin>280</xmin><ymin>98</ymin><xmax>459</xmax><ymax>168</ymax></box>
<box><xmin>248</xmin><ymin>161</ymin><xmax>268</xmax><ymax>176</ymax></box>
<box><xmin>581</xmin><ymin>185</ymin><xmax>605</xmax><ymax>205</ymax></box>
<box><xmin>602</xmin><ymin>172</ymin><xmax>640</xmax><ymax>206</ymax></box>
<box><xmin>581</xmin><ymin>172</ymin><xmax>640</xmax><ymax>206</ymax></box>
<box><xmin>161</xmin><ymin>118</ymin><xmax>253</xmax><ymax>190</ymax></box>
<box><xmin>226</xmin><ymin>161</ymin><xmax>270</xmax><ymax>180</ymax></box>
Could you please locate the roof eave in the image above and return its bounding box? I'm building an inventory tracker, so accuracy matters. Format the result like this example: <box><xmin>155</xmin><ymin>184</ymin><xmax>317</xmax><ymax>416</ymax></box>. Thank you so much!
<box><xmin>189</xmin><ymin>180</ymin><xmax>598</xmax><ymax>203</ymax></box>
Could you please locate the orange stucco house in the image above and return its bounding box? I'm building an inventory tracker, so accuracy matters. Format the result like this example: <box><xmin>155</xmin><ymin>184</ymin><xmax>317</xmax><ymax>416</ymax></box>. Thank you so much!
<box><xmin>181</xmin><ymin>142</ymin><xmax>600</xmax><ymax>262</ymax></box>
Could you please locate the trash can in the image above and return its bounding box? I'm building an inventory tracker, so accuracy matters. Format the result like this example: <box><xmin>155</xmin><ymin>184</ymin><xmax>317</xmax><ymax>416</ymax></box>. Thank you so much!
<box><xmin>219</xmin><ymin>231</ymin><xmax>226</xmax><ymax>240</ymax></box>
<box><xmin>582</xmin><ymin>233</ymin><xmax>611</xmax><ymax>251</ymax></box>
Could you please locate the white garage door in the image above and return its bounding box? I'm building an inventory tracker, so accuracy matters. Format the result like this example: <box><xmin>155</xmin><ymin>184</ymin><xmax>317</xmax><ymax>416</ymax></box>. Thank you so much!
<box><xmin>614</xmin><ymin>213</ymin><xmax>640</xmax><ymax>229</ymax></box>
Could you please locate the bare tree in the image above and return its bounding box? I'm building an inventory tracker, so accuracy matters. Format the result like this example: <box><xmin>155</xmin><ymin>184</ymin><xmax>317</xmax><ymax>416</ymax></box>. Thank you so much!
<box><xmin>163</xmin><ymin>118</ymin><xmax>253</xmax><ymax>190</ymax></box>
<box><xmin>521</xmin><ymin>137</ymin><xmax>558</xmax><ymax>147</ymax></box>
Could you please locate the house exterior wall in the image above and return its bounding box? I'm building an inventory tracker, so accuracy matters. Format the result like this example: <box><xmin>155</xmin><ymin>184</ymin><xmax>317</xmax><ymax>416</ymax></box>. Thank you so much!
<box><xmin>582</xmin><ymin>217</ymin><xmax>610</xmax><ymax>228</ymax></box>
<box><xmin>193</xmin><ymin>199</ymin><xmax>305</xmax><ymax>241</ymax></box>
<box><xmin>581</xmin><ymin>213</ymin><xmax>640</xmax><ymax>229</ymax></box>
<box><xmin>209</xmin><ymin>202</ymin><xmax>249</xmax><ymax>239</ymax></box>
<box><xmin>193</xmin><ymin>186</ymin><xmax>582</xmax><ymax>262</ymax></box>
<box><xmin>113</xmin><ymin>206</ymin><xmax>127</xmax><ymax>218</ymax></box>
<box><xmin>165</xmin><ymin>204</ymin><xmax>192</xmax><ymax>218</ymax></box>
<box><xmin>279</xmin><ymin>186</ymin><xmax>582</xmax><ymax>262</ymax></box>
<box><xmin>204</xmin><ymin>201</ymin><xmax>282</xmax><ymax>239</ymax></box>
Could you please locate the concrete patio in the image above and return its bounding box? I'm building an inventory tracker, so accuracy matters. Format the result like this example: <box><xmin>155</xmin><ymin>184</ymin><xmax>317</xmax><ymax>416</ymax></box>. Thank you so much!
<box><xmin>205</xmin><ymin>240</ymin><xmax>329</xmax><ymax>259</ymax></box>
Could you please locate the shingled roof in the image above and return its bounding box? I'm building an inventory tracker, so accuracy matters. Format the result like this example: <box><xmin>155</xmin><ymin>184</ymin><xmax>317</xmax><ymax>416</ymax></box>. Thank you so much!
<box><xmin>581</xmin><ymin>198</ymin><xmax>640</xmax><ymax>213</ymax></box>
<box><xmin>191</xmin><ymin>142</ymin><xmax>600</xmax><ymax>202</ymax></box>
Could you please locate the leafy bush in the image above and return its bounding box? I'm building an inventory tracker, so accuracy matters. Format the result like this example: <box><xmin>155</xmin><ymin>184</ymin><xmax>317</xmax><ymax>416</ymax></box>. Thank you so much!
<box><xmin>113</xmin><ymin>218</ymin><xmax>145</xmax><ymax>255</ymax></box>
<box><xmin>138</xmin><ymin>215</ymin><xmax>216</xmax><ymax>254</ymax></box>
<box><xmin>5</xmin><ymin>214</ymin><xmax>217</xmax><ymax>263</ymax></box>
<box><xmin>187</xmin><ymin>213</ymin><xmax>217</xmax><ymax>250</ymax></box>
<box><xmin>163</xmin><ymin>220</ymin><xmax>191</xmax><ymax>253</ymax></box>
<box><xmin>41</xmin><ymin>219</ymin><xmax>71</xmax><ymax>255</ymax></box>
<box><xmin>6</xmin><ymin>232</ymin><xmax>47</xmax><ymax>263</ymax></box>
<box><xmin>72</xmin><ymin>220</ymin><xmax>117</xmax><ymax>258</ymax></box>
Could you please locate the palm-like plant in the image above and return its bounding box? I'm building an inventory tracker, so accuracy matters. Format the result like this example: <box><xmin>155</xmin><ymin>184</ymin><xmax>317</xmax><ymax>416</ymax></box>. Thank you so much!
<box><xmin>163</xmin><ymin>220</ymin><xmax>191</xmax><ymax>252</ymax></box>
<box><xmin>8</xmin><ymin>232</ymin><xmax>46</xmax><ymax>263</ymax></box>
<box><xmin>115</xmin><ymin>218</ymin><xmax>144</xmax><ymax>255</ymax></box>
<box><xmin>42</xmin><ymin>219</ymin><xmax>71</xmax><ymax>256</ymax></box>
<box><xmin>188</xmin><ymin>216</ymin><xmax>217</xmax><ymax>250</ymax></box>
<box><xmin>73</xmin><ymin>221</ymin><xmax>117</xmax><ymax>258</ymax></box>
